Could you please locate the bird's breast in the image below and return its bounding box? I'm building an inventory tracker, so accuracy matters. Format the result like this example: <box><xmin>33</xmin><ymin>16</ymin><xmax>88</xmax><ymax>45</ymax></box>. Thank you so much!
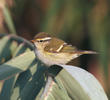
<box><xmin>34</xmin><ymin>49</ymin><xmax>77</xmax><ymax>66</ymax></box>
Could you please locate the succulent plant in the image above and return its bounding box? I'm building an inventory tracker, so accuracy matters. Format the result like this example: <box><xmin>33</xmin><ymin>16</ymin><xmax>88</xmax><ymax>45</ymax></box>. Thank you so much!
<box><xmin>0</xmin><ymin>34</ymin><xmax>108</xmax><ymax>100</ymax></box>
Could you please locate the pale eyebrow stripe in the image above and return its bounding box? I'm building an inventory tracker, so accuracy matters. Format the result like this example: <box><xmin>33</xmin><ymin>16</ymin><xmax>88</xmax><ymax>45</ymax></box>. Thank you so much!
<box><xmin>37</xmin><ymin>37</ymin><xmax>52</xmax><ymax>41</ymax></box>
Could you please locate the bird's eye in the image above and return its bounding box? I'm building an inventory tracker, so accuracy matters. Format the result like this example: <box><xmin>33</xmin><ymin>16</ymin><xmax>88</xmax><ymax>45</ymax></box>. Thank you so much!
<box><xmin>38</xmin><ymin>40</ymin><xmax>43</xmax><ymax>42</ymax></box>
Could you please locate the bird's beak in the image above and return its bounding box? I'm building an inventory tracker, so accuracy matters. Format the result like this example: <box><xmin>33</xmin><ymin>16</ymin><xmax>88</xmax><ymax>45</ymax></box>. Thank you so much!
<box><xmin>30</xmin><ymin>39</ymin><xmax>35</xmax><ymax>43</ymax></box>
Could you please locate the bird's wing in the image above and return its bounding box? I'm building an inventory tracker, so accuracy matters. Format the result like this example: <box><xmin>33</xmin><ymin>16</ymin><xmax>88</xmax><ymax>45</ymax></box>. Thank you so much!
<box><xmin>44</xmin><ymin>37</ymin><xmax>96</xmax><ymax>54</ymax></box>
<box><xmin>60</xmin><ymin>44</ymin><xmax>77</xmax><ymax>53</ymax></box>
<box><xmin>44</xmin><ymin>37</ymin><xmax>77</xmax><ymax>53</ymax></box>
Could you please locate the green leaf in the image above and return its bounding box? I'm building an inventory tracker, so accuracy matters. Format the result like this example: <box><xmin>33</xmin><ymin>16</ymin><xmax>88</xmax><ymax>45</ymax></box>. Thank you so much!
<box><xmin>39</xmin><ymin>75</ymin><xmax>71</xmax><ymax>100</ymax></box>
<box><xmin>58</xmin><ymin>65</ymin><xmax>108</xmax><ymax>100</ymax></box>
<box><xmin>0</xmin><ymin>36</ymin><xmax>12</xmax><ymax>64</ymax></box>
<box><xmin>0</xmin><ymin>48</ymin><xmax>31</xmax><ymax>100</ymax></box>
<box><xmin>0</xmin><ymin>51</ymin><xmax>36</xmax><ymax>80</ymax></box>
<box><xmin>38</xmin><ymin>65</ymin><xmax>108</xmax><ymax>100</ymax></box>
<box><xmin>18</xmin><ymin>64</ymin><xmax>46</xmax><ymax>100</ymax></box>
<box><xmin>10</xmin><ymin>40</ymin><xmax>18</xmax><ymax>56</ymax></box>
<box><xmin>13</xmin><ymin>43</ymin><xmax>27</xmax><ymax>57</ymax></box>
<box><xmin>0</xmin><ymin>76</ymin><xmax>16</xmax><ymax>99</ymax></box>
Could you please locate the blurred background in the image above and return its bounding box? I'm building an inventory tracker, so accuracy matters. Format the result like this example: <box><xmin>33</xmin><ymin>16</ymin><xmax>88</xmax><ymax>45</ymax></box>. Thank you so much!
<box><xmin>0</xmin><ymin>0</ymin><xmax>109</xmax><ymax>98</ymax></box>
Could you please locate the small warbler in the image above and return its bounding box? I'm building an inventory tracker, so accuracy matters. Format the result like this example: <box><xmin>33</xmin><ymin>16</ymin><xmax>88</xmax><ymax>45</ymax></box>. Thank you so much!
<box><xmin>31</xmin><ymin>32</ymin><xmax>96</xmax><ymax>66</ymax></box>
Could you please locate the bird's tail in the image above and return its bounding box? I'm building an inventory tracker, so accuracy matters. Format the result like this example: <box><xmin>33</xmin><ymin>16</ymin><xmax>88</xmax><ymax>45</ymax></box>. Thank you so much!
<box><xmin>74</xmin><ymin>50</ymin><xmax>97</xmax><ymax>55</ymax></box>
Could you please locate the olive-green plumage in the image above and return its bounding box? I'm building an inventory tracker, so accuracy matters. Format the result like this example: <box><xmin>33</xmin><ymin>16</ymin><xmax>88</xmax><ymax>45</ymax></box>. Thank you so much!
<box><xmin>31</xmin><ymin>32</ymin><xmax>96</xmax><ymax>66</ymax></box>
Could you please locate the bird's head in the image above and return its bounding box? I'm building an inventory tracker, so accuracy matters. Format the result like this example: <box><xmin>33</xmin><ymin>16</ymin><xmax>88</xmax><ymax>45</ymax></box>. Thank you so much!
<box><xmin>31</xmin><ymin>32</ymin><xmax>52</xmax><ymax>50</ymax></box>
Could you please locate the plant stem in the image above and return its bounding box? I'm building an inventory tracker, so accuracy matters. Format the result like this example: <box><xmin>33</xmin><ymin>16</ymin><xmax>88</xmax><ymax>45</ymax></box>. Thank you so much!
<box><xmin>3</xmin><ymin>6</ymin><xmax>17</xmax><ymax>34</ymax></box>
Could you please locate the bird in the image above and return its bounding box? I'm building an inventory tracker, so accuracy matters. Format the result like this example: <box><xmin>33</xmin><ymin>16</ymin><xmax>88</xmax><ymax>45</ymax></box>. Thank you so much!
<box><xmin>31</xmin><ymin>32</ymin><xmax>96</xmax><ymax>66</ymax></box>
